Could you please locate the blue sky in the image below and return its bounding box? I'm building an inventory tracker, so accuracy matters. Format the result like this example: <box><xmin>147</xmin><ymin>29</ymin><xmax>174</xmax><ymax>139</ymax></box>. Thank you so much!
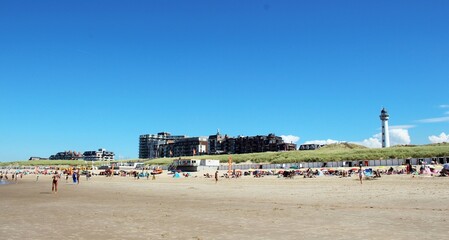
<box><xmin>1</xmin><ymin>0</ymin><xmax>448</xmax><ymax>161</ymax></box>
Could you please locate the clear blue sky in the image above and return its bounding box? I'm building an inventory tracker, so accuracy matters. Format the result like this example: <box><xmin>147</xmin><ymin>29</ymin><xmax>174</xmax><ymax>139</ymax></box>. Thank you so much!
<box><xmin>1</xmin><ymin>0</ymin><xmax>448</xmax><ymax>161</ymax></box>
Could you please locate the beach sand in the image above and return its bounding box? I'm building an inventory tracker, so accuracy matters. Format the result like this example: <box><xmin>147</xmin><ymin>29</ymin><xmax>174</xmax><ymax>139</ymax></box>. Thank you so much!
<box><xmin>1</xmin><ymin>172</ymin><xmax>448</xmax><ymax>240</ymax></box>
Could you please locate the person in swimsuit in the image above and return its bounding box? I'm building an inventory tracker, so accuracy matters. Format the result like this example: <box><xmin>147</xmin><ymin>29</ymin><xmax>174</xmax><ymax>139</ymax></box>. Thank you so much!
<box><xmin>358</xmin><ymin>166</ymin><xmax>363</xmax><ymax>184</ymax></box>
<box><xmin>52</xmin><ymin>171</ymin><xmax>60</xmax><ymax>193</ymax></box>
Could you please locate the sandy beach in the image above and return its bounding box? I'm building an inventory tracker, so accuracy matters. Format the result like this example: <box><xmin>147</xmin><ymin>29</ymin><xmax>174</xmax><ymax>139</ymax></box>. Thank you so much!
<box><xmin>1</xmin><ymin>172</ymin><xmax>448</xmax><ymax>240</ymax></box>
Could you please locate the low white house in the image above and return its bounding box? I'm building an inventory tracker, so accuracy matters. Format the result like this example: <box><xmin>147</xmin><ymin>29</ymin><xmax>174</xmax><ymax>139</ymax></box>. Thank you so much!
<box><xmin>173</xmin><ymin>159</ymin><xmax>220</xmax><ymax>172</ymax></box>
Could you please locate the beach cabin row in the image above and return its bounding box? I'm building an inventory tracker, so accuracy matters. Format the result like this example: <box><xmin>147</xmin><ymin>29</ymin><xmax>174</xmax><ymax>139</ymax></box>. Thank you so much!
<box><xmin>217</xmin><ymin>157</ymin><xmax>449</xmax><ymax>170</ymax></box>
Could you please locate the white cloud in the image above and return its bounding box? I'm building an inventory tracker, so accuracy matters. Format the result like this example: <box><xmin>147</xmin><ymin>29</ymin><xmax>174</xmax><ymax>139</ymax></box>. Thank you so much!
<box><xmin>390</xmin><ymin>125</ymin><xmax>415</xmax><ymax>129</ymax></box>
<box><xmin>417</xmin><ymin>116</ymin><xmax>449</xmax><ymax>123</ymax></box>
<box><xmin>281</xmin><ymin>135</ymin><xmax>300</xmax><ymax>144</ymax></box>
<box><xmin>358</xmin><ymin>128</ymin><xmax>411</xmax><ymax>148</ymax></box>
<box><xmin>358</xmin><ymin>137</ymin><xmax>382</xmax><ymax>148</ymax></box>
<box><xmin>303</xmin><ymin>139</ymin><xmax>340</xmax><ymax>145</ymax></box>
<box><xmin>428</xmin><ymin>132</ymin><xmax>449</xmax><ymax>143</ymax></box>
<box><xmin>413</xmin><ymin>105</ymin><xmax>449</xmax><ymax>123</ymax></box>
<box><xmin>389</xmin><ymin>128</ymin><xmax>411</xmax><ymax>145</ymax></box>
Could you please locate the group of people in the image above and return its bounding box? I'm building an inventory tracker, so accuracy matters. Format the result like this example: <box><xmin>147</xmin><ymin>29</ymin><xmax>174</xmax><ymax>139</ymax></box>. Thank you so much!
<box><xmin>61</xmin><ymin>169</ymin><xmax>81</xmax><ymax>184</ymax></box>
<box><xmin>51</xmin><ymin>169</ymin><xmax>86</xmax><ymax>193</ymax></box>
<box><xmin>130</xmin><ymin>171</ymin><xmax>156</xmax><ymax>180</ymax></box>
<box><xmin>202</xmin><ymin>171</ymin><xmax>219</xmax><ymax>182</ymax></box>
<box><xmin>0</xmin><ymin>171</ymin><xmax>23</xmax><ymax>183</ymax></box>
<box><xmin>438</xmin><ymin>163</ymin><xmax>449</xmax><ymax>176</ymax></box>
<box><xmin>4</xmin><ymin>162</ymin><xmax>449</xmax><ymax>195</ymax></box>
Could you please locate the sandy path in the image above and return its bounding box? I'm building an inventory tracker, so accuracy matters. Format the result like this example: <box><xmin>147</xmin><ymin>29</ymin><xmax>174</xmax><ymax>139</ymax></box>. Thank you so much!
<box><xmin>1</xmin><ymin>173</ymin><xmax>448</xmax><ymax>240</ymax></box>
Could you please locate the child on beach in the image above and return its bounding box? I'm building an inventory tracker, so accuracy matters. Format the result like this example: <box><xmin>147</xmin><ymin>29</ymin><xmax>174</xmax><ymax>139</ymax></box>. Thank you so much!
<box><xmin>358</xmin><ymin>166</ymin><xmax>364</xmax><ymax>184</ymax></box>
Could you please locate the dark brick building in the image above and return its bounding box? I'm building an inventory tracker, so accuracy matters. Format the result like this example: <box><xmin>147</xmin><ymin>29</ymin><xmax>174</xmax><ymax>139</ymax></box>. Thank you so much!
<box><xmin>207</xmin><ymin>133</ymin><xmax>296</xmax><ymax>154</ymax></box>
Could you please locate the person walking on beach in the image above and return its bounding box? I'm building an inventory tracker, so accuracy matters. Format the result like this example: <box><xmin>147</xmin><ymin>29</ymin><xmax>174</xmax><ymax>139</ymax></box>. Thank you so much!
<box><xmin>215</xmin><ymin>170</ymin><xmax>218</xmax><ymax>183</ymax></box>
<box><xmin>72</xmin><ymin>171</ymin><xmax>76</xmax><ymax>183</ymax></box>
<box><xmin>76</xmin><ymin>170</ymin><xmax>80</xmax><ymax>185</ymax></box>
<box><xmin>52</xmin><ymin>171</ymin><xmax>60</xmax><ymax>193</ymax></box>
<box><xmin>358</xmin><ymin>166</ymin><xmax>364</xmax><ymax>184</ymax></box>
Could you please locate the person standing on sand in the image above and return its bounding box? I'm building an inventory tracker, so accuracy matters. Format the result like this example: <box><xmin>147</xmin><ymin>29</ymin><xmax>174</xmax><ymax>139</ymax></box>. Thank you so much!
<box><xmin>76</xmin><ymin>170</ymin><xmax>80</xmax><ymax>185</ymax></box>
<box><xmin>72</xmin><ymin>171</ymin><xmax>77</xmax><ymax>183</ymax></box>
<box><xmin>358</xmin><ymin>166</ymin><xmax>364</xmax><ymax>184</ymax></box>
<box><xmin>52</xmin><ymin>171</ymin><xmax>60</xmax><ymax>193</ymax></box>
<box><xmin>215</xmin><ymin>171</ymin><xmax>218</xmax><ymax>183</ymax></box>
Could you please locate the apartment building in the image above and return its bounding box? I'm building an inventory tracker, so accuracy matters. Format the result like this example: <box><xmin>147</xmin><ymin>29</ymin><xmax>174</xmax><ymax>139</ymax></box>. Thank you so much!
<box><xmin>161</xmin><ymin>137</ymin><xmax>208</xmax><ymax>158</ymax></box>
<box><xmin>140</xmin><ymin>132</ymin><xmax>296</xmax><ymax>159</ymax></box>
<box><xmin>299</xmin><ymin>144</ymin><xmax>325</xmax><ymax>150</ymax></box>
<box><xmin>208</xmin><ymin>130</ymin><xmax>226</xmax><ymax>154</ymax></box>
<box><xmin>139</xmin><ymin>132</ymin><xmax>186</xmax><ymax>159</ymax></box>
<box><xmin>83</xmin><ymin>148</ymin><xmax>115</xmax><ymax>161</ymax></box>
<box><xmin>49</xmin><ymin>151</ymin><xmax>83</xmax><ymax>160</ymax></box>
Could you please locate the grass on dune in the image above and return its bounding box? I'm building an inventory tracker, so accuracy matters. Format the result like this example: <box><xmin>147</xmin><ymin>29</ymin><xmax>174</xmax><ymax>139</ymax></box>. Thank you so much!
<box><xmin>2</xmin><ymin>143</ymin><xmax>449</xmax><ymax>167</ymax></box>
<box><xmin>144</xmin><ymin>143</ymin><xmax>449</xmax><ymax>165</ymax></box>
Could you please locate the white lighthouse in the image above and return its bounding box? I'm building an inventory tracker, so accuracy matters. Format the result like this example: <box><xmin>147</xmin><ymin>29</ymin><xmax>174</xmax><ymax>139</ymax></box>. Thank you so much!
<box><xmin>380</xmin><ymin>108</ymin><xmax>390</xmax><ymax>148</ymax></box>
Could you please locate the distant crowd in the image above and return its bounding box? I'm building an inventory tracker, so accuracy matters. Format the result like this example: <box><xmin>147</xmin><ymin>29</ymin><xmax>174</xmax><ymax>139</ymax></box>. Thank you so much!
<box><xmin>1</xmin><ymin>162</ymin><xmax>448</xmax><ymax>189</ymax></box>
